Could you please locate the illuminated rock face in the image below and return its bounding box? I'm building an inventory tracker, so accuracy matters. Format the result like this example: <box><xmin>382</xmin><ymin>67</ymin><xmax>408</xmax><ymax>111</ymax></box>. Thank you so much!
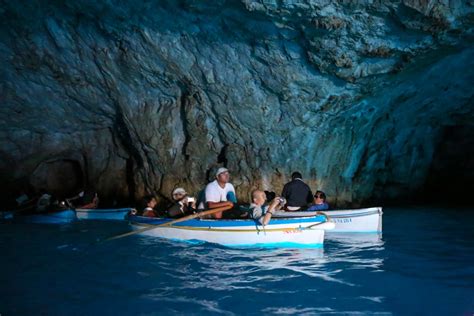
<box><xmin>0</xmin><ymin>1</ymin><xmax>473</xmax><ymax>206</ymax></box>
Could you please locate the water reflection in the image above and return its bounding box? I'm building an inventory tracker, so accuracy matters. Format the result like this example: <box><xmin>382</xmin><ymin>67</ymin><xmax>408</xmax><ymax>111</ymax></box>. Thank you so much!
<box><xmin>326</xmin><ymin>232</ymin><xmax>384</xmax><ymax>248</ymax></box>
<box><xmin>325</xmin><ymin>233</ymin><xmax>385</xmax><ymax>272</ymax></box>
<box><xmin>135</xmin><ymin>233</ymin><xmax>385</xmax><ymax>293</ymax></box>
<box><xmin>2</xmin><ymin>209</ymin><xmax>472</xmax><ymax>315</ymax></box>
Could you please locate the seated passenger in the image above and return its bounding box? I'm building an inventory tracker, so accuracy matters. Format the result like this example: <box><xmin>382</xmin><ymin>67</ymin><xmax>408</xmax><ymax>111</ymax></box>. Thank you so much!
<box><xmin>12</xmin><ymin>189</ymin><xmax>37</xmax><ymax>213</ymax></box>
<box><xmin>36</xmin><ymin>189</ymin><xmax>52</xmax><ymax>212</ymax></box>
<box><xmin>66</xmin><ymin>188</ymin><xmax>99</xmax><ymax>209</ymax></box>
<box><xmin>307</xmin><ymin>191</ymin><xmax>329</xmax><ymax>211</ymax></box>
<box><xmin>249</xmin><ymin>190</ymin><xmax>285</xmax><ymax>226</ymax></box>
<box><xmin>201</xmin><ymin>167</ymin><xmax>236</xmax><ymax>219</ymax></box>
<box><xmin>281</xmin><ymin>171</ymin><xmax>313</xmax><ymax>211</ymax></box>
<box><xmin>142</xmin><ymin>195</ymin><xmax>158</xmax><ymax>217</ymax></box>
<box><xmin>249</xmin><ymin>190</ymin><xmax>267</xmax><ymax>220</ymax></box>
<box><xmin>167</xmin><ymin>187</ymin><xmax>196</xmax><ymax>218</ymax></box>
<box><xmin>15</xmin><ymin>191</ymin><xmax>30</xmax><ymax>206</ymax></box>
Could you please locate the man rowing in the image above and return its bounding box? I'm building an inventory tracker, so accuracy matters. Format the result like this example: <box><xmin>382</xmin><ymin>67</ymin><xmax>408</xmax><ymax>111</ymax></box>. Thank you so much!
<box><xmin>201</xmin><ymin>167</ymin><xmax>236</xmax><ymax>219</ymax></box>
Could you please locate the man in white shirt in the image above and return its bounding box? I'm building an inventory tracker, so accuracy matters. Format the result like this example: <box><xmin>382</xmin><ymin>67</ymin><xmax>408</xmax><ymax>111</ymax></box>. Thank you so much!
<box><xmin>204</xmin><ymin>167</ymin><xmax>236</xmax><ymax>219</ymax></box>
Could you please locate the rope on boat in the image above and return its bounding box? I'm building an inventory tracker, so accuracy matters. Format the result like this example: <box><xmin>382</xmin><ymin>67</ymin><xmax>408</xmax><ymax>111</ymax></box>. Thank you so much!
<box><xmin>303</xmin><ymin>211</ymin><xmax>331</xmax><ymax>230</ymax></box>
<box><xmin>328</xmin><ymin>209</ymin><xmax>381</xmax><ymax>219</ymax></box>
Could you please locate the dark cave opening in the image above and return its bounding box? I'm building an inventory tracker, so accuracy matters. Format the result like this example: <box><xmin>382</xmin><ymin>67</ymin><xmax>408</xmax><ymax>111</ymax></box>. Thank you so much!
<box><xmin>217</xmin><ymin>144</ymin><xmax>228</xmax><ymax>166</ymax></box>
<box><xmin>418</xmin><ymin>125</ymin><xmax>474</xmax><ymax>205</ymax></box>
<box><xmin>29</xmin><ymin>159</ymin><xmax>85</xmax><ymax>199</ymax></box>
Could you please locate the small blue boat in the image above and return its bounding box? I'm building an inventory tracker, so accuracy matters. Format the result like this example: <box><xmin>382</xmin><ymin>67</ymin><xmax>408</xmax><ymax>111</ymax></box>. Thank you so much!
<box><xmin>0</xmin><ymin>211</ymin><xmax>14</xmax><ymax>222</ymax></box>
<box><xmin>75</xmin><ymin>208</ymin><xmax>133</xmax><ymax>221</ymax></box>
<box><xmin>14</xmin><ymin>209</ymin><xmax>77</xmax><ymax>224</ymax></box>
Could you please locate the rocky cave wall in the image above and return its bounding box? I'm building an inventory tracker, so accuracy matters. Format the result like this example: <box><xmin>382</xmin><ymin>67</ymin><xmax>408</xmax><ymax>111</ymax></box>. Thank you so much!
<box><xmin>0</xmin><ymin>0</ymin><xmax>473</xmax><ymax>206</ymax></box>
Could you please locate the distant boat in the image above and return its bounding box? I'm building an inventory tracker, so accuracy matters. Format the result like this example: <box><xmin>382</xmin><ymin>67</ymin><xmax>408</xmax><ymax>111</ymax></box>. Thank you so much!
<box><xmin>271</xmin><ymin>207</ymin><xmax>383</xmax><ymax>233</ymax></box>
<box><xmin>14</xmin><ymin>209</ymin><xmax>76</xmax><ymax>224</ymax></box>
<box><xmin>0</xmin><ymin>203</ymin><xmax>36</xmax><ymax>222</ymax></box>
<box><xmin>75</xmin><ymin>208</ymin><xmax>133</xmax><ymax>221</ymax></box>
<box><xmin>325</xmin><ymin>207</ymin><xmax>382</xmax><ymax>233</ymax></box>
<box><xmin>128</xmin><ymin>214</ymin><xmax>335</xmax><ymax>248</ymax></box>
<box><xmin>0</xmin><ymin>210</ymin><xmax>14</xmax><ymax>222</ymax></box>
<box><xmin>8</xmin><ymin>207</ymin><xmax>134</xmax><ymax>224</ymax></box>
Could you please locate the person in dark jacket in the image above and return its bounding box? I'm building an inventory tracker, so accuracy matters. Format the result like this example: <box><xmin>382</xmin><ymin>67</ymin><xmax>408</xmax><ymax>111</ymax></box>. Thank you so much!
<box><xmin>281</xmin><ymin>171</ymin><xmax>313</xmax><ymax>211</ymax></box>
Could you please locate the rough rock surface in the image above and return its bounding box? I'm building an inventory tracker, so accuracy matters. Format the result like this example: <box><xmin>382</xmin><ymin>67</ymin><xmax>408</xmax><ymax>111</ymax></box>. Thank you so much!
<box><xmin>0</xmin><ymin>0</ymin><xmax>473</xmax><ymax>206</ymax></box>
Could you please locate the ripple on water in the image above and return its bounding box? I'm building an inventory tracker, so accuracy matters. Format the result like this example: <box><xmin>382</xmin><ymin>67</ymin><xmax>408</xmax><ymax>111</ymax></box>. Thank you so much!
<box><xmin>1</xmin><ymin>208</ymin><xmax>473</xmax><ymax>315</ymax></box>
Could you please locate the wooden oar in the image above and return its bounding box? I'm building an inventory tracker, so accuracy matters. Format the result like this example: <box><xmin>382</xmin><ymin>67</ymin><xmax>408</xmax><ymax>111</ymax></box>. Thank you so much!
<box><xmin>100</xmin><ymin>205</ymin><xmax>233</xmax><ymax>243</ymax></box>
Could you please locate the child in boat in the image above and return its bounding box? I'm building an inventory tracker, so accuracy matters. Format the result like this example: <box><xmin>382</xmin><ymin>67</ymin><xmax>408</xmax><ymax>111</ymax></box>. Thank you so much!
<box><xmin>167</xmin><ymin>188</ymin><xmax>196</xmax><ymax>218</ymax></box>
<box><xmin>142</xmin><ymin>195</ymin><xmax>158</xmax><ymax>217</ymax></box>
<box><xmin>307</xmin><ymin>191</ymin><xmax>329</xmax><ymax>211</ymax></box>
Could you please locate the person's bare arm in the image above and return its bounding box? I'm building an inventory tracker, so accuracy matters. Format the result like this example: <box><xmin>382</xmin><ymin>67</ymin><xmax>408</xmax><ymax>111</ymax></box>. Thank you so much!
<box><xmin>261</xmin><ymin>198</ymin><xmax>282</xmax><ymax>226</ymax></box>
<box><xmin>206</xmin><ymin>201</ymin><xmax>233</xmax><ymax>219</ymax></box>
<box><xmin>207</xmin><ymin>201</ymin><xmax>233</xmax><ymax>209</ymax></box>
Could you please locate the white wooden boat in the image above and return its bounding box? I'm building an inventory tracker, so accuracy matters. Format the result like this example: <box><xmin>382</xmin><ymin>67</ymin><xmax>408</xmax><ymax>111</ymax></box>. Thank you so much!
<box><xmin>75</xmin><ymin>208</ymin><xmax>133</xmax><ymax>221</ymax></box>
<box><xmin>272</xmin><ymin>207</ymin><xmax>383</xmax><ymax>233</ymax></box>
<box><xmin>128</xmin><ymin>214</ymin><xmax>335</xmax><ymax>248</ymax></box>
<box><xmin>326</xmin><ymin>207</ymin><xmax>382</xmax><ymax>233</ymax></box>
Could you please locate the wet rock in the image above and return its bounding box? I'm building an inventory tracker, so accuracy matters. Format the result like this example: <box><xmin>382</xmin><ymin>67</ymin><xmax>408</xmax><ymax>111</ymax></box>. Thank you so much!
<box><xmin>0</xmin><ymin>0</ymin><xmax>473</xmax><ymax>206</ymax></box>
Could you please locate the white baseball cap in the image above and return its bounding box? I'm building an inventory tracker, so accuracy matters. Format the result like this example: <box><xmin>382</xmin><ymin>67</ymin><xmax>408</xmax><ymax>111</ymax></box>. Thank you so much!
<box><xmin>172</xmin><ymin>187</ymin><xmax>187</xmax><ymax>195</ymax></box>
<box><xmin>215</xmin><ymin>167</ymin><xmax>229</xmax><ymax>177</ymax></box>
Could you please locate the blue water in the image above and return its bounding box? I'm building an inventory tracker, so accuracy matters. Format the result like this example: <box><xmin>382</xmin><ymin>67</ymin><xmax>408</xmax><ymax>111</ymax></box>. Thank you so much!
<box><xmin>1</xmin><ymin>207</ymin><xmax>473</xmax><ymax>315</ymax></box>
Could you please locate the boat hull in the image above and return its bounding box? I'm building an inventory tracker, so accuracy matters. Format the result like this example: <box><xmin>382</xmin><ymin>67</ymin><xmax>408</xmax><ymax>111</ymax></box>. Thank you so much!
<box><xmin>271</xmin><ymin>207</ymin><xmax>383</xmax><ymax>233</ymax></box>
<box><xmin>0</xmin><ymin>211</ymin><xmax>14</xmax><ymax>222</ymax></box>
<box><xmin>325</xmin><ymin>207</ymin><xmax>382</xmax><ymax>233</ymax></box>
<box><xmin>15</xmin><ymin>209</ymin><xmax>76</xmax><ymax>224</ymax></box>
<box><xmin>129</xmin><ymin>215</ymin><xmax>335</xmax><ymax>247</ymax></box>
<box><xmin>75</xmin><ymin>208</ymin><xmax>132</xmax><ymax>221</ymax></box>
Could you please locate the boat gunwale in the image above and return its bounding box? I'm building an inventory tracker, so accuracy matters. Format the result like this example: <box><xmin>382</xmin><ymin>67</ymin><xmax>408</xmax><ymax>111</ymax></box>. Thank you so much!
<box><xmin>75</xmin><ymin>208</ymin><xmax>132</xmax><ymax>214</ymax></box>
<box><xmin>16</xmin><ymin>209</ymin><xmax>76</xmax><ymax>217</ymax></box>
<box><xmin>129</xmin><ymin>215</ymin><xmax>328</xmax><ymax>227</ymax></box>
<box><xmin>325</xmin><ymin>210</ymin><xmax>381</xmax><ymax>218</ymax></box>
<box><xmin>130</xmin><ymin>222</ymin><xmax>326</xmax><ymax>233</ymax></box>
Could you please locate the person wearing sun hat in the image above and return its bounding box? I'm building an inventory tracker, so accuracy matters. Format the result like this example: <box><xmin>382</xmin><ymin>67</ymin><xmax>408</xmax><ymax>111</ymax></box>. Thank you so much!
<box><xmin>167</xmin><ymin>187</ymin><xmax>196</xmax><ymax>218</ymax></box>
<box><xmin>201</xmin><ymin>167</ymin><xmax>236</xmax><ymax>218</ymax></box>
